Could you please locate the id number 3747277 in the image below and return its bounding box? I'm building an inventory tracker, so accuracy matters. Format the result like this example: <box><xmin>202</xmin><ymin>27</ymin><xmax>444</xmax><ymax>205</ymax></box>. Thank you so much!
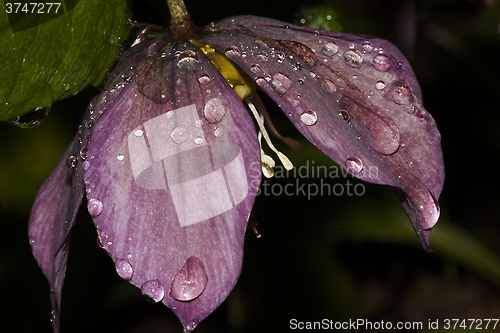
<box><xmin>5</xmin><ymin>3</ymin><xmax>61</xmax><ymax>14</ymax></box>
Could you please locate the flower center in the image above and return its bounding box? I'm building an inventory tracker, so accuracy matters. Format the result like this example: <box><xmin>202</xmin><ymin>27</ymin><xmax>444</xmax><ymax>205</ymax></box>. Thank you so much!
<box><xmin>194</xmin><ymin>42</ymin><xmax>299</xmax><ymax>178</ymax></box>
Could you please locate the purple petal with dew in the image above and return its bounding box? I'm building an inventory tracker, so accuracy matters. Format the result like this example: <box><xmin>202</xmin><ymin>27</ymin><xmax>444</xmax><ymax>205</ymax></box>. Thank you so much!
<box><xmin>203</xmin><ymin>16</ymin><xmax>444</xmax><ymax>250</ymax></box>
<box><xmin>28</xmin><ymin>116</ymin><xmax>93</xmax><ymax>332</ymax></box>
<box><xmin>83</xmin><ymin>38</ymin><xmax>260</xmax><ymax>331</ymax></box>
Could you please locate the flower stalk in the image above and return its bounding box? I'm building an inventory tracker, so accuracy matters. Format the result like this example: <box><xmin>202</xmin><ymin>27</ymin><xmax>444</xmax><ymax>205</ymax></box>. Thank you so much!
<box><xmin>167</xmin><ymin>0</ymin><xmax>199</xmax><ymax>40</ymax></box>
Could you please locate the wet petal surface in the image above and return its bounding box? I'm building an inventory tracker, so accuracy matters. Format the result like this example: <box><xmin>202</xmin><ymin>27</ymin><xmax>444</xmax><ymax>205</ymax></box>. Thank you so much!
<box><xmin>203</xmin><ymin>16</ymin><xmax>444</xmax><ymax>249</ymax></box>
<box><xmin>83</xmin><ymin>39</ymin><xmax>260</xmax><ymax>330</ymax></box>
<box><xmin>28</xmin><ymin>111</ymin><xmax>95</xmax><ymax>332</ymax></box>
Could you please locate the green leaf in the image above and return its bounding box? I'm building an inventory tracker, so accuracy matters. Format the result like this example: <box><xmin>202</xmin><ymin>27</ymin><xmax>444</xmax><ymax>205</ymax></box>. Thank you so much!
<box><xmin>0</xmin><ymin>0</ymin><xmax>132</xmax><ymax>124</ymax></box>
<box><xmin>332</xmin><ymin>201</ymin><xmax>500</xmax><ymax>288</ymax></box>
<box><xmin>294</xmin><ymin>4</ymin><xmax>343</xmax><ymax>32</ymax></box>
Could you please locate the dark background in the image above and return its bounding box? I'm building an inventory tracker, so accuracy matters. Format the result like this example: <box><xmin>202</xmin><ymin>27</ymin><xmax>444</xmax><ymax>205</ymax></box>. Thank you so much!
<box><xmin>1</xmin><ymin>0</ymin><xmax>500</xmax><ymax>332</ymax></box>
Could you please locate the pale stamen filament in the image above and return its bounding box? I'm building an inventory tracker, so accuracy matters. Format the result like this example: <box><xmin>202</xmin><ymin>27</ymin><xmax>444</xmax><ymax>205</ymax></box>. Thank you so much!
<box><xmin>245</xmin><ymin>97</ymin><xmax>293</xmax><ymax>171</ymax></box>
<box><xmin>258</xmin><ymin>131</ymin><xmax>275</xmax><ymax>178</ymax></box>
<box><xmin>251</xmin><ymin>94</ymin><xmax>302</xmax><ymax>151</ymax></box>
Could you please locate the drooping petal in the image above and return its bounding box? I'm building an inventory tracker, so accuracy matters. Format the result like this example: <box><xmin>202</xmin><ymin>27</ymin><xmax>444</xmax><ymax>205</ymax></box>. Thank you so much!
<box><xmin>83</xmin><ymin>34</ymin><xmax>260</xmax><ymax>331</ymax></box>
<box><xmin>203</xmin><ymin>16</ymin><xmax>444</xmax><ymax>249</ymax></box>
<box><xmin>28</xmin><ymin>116</ymin><xmax>92</xmax><ymax>332</ymax></box>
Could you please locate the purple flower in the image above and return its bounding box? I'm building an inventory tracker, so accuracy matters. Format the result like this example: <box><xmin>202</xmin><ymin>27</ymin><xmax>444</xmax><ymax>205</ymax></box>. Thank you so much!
<box><xmin>28</xmin><ymin>2</ymin><xmax>444</xmax><ymax>332</ymax></box>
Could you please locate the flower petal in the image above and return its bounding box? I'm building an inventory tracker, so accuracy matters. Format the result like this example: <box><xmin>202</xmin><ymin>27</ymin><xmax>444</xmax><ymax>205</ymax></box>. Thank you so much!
<box><xmin>83</xmin><ymin>38</ymin><xmax>260</xmax><ymax>330</ymax></box>
<box><xmin>203</xmin><ymin>16</ymin><xmax>444</xmax><ymax>249</ymax></box>
<box><xmin>28</xmin><ymin>118</ymin><xmax>92</xmax><ymax>332</ymax></box>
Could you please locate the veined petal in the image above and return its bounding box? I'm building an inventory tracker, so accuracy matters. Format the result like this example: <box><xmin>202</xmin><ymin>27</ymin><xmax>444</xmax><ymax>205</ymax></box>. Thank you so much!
<box><xmin>203</xmin><ymin>16</ymin><xmax>444</xmax><ymax>249</ymax></box>
<box><xmin>28</xmin><ymin>115</ymin><xmax>93</xmax><ymax>332</ymax></box>
<box><xmin>83</xmin><ymin>38</ymin><xmax>260</xmax><ymax>331</ymax></box>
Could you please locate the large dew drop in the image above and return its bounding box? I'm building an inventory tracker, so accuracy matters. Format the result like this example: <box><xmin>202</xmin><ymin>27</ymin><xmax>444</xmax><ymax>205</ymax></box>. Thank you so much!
<box><xmin>176</xmin><ymin>50</ymin><xmax>199</xmax><ymax>72</ymax></box>
<box><xmin>171</xmin><ymin>126</ymin><xmax>189</xmax><ymax>144</ymax></box>
<box><xmin>141</xmin><ymin>280</ymin><xmax>165</xmax><ymax>303</ymax></box>
<box><xmin>322</xmin><ymin>79</ymin><xmax>337</xmax><ymax>94</ymax></box>
<box><xmin>204</xmin><ymin>98</ymin><xmax>226</xmax><ymax>123</ymax></box>
<box><xmin>339</xmin><ymin>110</ymin><xmax>350</xmax><ymax>121</ymax></box>
<box><xmin>224</xmin><ymin>46</ymin><xmax>240</xmax><ymax>58</ymax></box>
<box><xmin>271</xmin><ymin>73</ymin><xmax>291</xmax><ymax>95</ymax></box>
<box><xmin>373</xmin><ymin>54</ymin><xmax>392</xmax><ymax>72</ymax></box>
<box><xmin>10</xmin><ymin>107</ymin><xmax>50</xmax><ymax>128</ymax></box>
<box><xmin>362</xmin><ymin>41</ymin><xmax>373</xmax><ymax>53</ymax></box>
<box><xmin>345</xmin><ymin>157</ymin><xmax>364</xmax><ymax>174</ymax></box>
<box><xmin>386</xmin><ymin>84</ymin><xmax>413</xmax><ymax>105</ymax></box>
<box><xmin>66</xmin><ymin>155</ymin><xmax>78</xmax><ymax>169</ymax></box>
<box><xmin>321</xmin><ymin>42</ymin><xmax>339</xmax><ymax>57</ymax></box>
<box><xmin>87</xmin><ymin>198</ymin><xmax>103</xmax><ymax>217</ymax></box>
<box><xmin>375</xmin><ymin>80</ymin><xmax>386</xmax><ymax>90</ymax></box>
<box><xmin>257</xmin><ymin>51</ymin><xmax>269</xmax><ymax>62</ymax></box>
<box><xmin>198</xmin><ymin>74</ymin><xmax>211</xmax><ymax>85</ymax></box>
<box><xmin>133</xmin><ymin>127</ymin><xmax>144</xmax><ymax>137</ymax></box>
<box><xmin>170</xmin><ymin>256</ymin><xmax>208</xmax><ymax>302</ymax></box>
<box><xmin>80</xmin><ymin>147</ymin><xmax>88</xmax><ymax>160</ymax></box>
<box><xmin>115</xmin><ymin>260</ymin><xmax>134</xmax><ymax>280</ymax></box>
<box><xmin>343</xmin><ymin>49</ymin><xmax>363</xmax><ymax>68</ymax></box>
<box><xmin>300</xmin><ymin>110</ymin><xmax>318</xmax><ymax>126</ymax></box>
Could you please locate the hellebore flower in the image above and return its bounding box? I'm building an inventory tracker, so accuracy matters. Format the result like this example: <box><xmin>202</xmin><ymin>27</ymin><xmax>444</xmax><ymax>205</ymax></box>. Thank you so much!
<box><xmin>28</xmin><ymin>0</ymin><xmax>444</xmax><ymax>331</ymax></box>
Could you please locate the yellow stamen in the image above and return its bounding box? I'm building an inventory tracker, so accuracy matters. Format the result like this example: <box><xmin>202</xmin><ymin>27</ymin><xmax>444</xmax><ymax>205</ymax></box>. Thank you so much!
<box><xmin>193</xmin><ymin>42</ymin><xmax>256</xmax><ymax>100</ymax></box>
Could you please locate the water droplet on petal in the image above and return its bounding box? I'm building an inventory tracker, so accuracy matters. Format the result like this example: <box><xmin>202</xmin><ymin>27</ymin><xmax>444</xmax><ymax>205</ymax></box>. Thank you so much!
<box><xmin>339</xmin><ymin>110</ymin><xmax>350</xmax><ymax>121</ymax></box>
<box><xmin>134</xmin><ymin>127</ymin><xmax>144</xmax><ymax>137</ymax></box>
<box><xmin>185</xmin><ymin>321</ymin><xmax>198</xmax><ymax>332</ymax></box>
<box><xmin>176</xmin><ymin>50</ymin><xmax>199</xmax><ymax>72</ymax></box>
<box><xmin>343</xmin><ymin>49</ymin><xmax>363</xmax><ymax>68</ymax></box>
<box><xmin>204</xmin><ymin>98</ymin><xmax>226</xmax><ymax>123</ymax></box>
<box><xmin>79</xmin><ymin>147</ymin><xmax>87</xmax><ymax>160</ymax></box>
<box><xmin>195</xmin><ymin>119</ymin><xmax>203</xmax><ymax>128</ymax></box>
<box><xmin>171</xmin><ymin>127</ymin><xmax>188</xmax><ymax>144</ymax></box>
<box><xmin>345</xmin><ymin>157</ymin><xmax>363</xmax><ymax>173</ymax></box>
<box><xmin>386</xmin><ymin>84</ymin><xmax>413</xmax><ymax>105</ymax></box>
<box><xmin>87</xmin><ymin>198</ymin><xmax>103</xmax><ymax>217</ymax></box>
<box><xmin>198</xmin><ymin>74</ymin><xmax>210</xmax><ymax>84</ymax></box>
<box><xmin>300</xmin><ymin>110</ymin><xmax>318</xmax><ymax>126</ymax></box>
<box><xmin>194</xmin><ymin>136</ymin><xmax>204</xmax><ymax>145</ymax></box>
<box><xmin>322</xmin><ymin>79</ymin><xmax>337</xmax><ymax>93</ymax></box>
<box><xmin>117</xmin><ymin>154</ymin><xmax>125</xmax><ymax>161</ymax></box>
<box><xmin>322</xmin><ymin>42</ymin><xmax>339</xmax><ymax>57</ymax></box>
<box><xmin>141</xmin><ymin>280</ymin><xmax>165</xmax><ymax>303</ymax></box>
<box><xmin>214</xmin><ymin>127</ymin><xmax>223</xmax><ymax>137</ymax></box>
<box><xmin>116</xmin><ymin>260</ymin><xmax>134</xmax><ymax>280</ymax></box>
<box><xmin>257</xmin><ymin>51</ymin><xmax>269</xmax><ymax>62</ymax></box>
<box><xmin>271</xmin><ymin>73</ymin><xmax>291</xmax><ymax>95</ymax></box>
<box><xmin>362</xmin><ymin>41</ymin><xmax>373</xmax><ymax>52</ymax></box>
<box><xmin>375</xmin><ymin>80</ymin><xmax>386</xmax><ymax>90</ymax></box>
<box><xmin>225</xmin><ymin>46</ymin><xmax>240</xmax><ymax>58</ymax></box>
<box><xmin>256</xmin><ymin>77</ymin><xmax>266</xmax><ymax>86</ymax></box>
<box><xmin>66</xmin><ymin>155</ymin><xmax>78</xmax><ymax>169</ymax></box>
<box><xmin>250</xmin><ymin>64</ymin><xmax>261</xmax><ymax>73</ymax></box>
<box><xmin>10</xmin><ymin>107</ymin><xmax>50</xmax><ymax>128</ymax></box>
<box><xmin>373</xmin><ymin>54</ymin><xmax>391</xmax><ymax>71</ymax></box>
<box><xmin>170</xmin><ymin>257</ymin><xmax>208</xmax><ymax>301</ymax></box>
<box><xmin>82</xmin><ymin>160</ymin><xmax>90</xmax><ymax>171</ymax></box>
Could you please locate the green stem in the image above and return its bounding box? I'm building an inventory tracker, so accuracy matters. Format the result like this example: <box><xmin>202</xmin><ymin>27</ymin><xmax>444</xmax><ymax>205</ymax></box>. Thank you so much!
<box><xmin>167</xmin><ymin>0</ymin><xmax>190</xmax><ymax>26</ymax></box>
<box><xmin>167</xmin><ymin>0</ymin><xmax>198</xmax><ymax>39</ymax></box>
